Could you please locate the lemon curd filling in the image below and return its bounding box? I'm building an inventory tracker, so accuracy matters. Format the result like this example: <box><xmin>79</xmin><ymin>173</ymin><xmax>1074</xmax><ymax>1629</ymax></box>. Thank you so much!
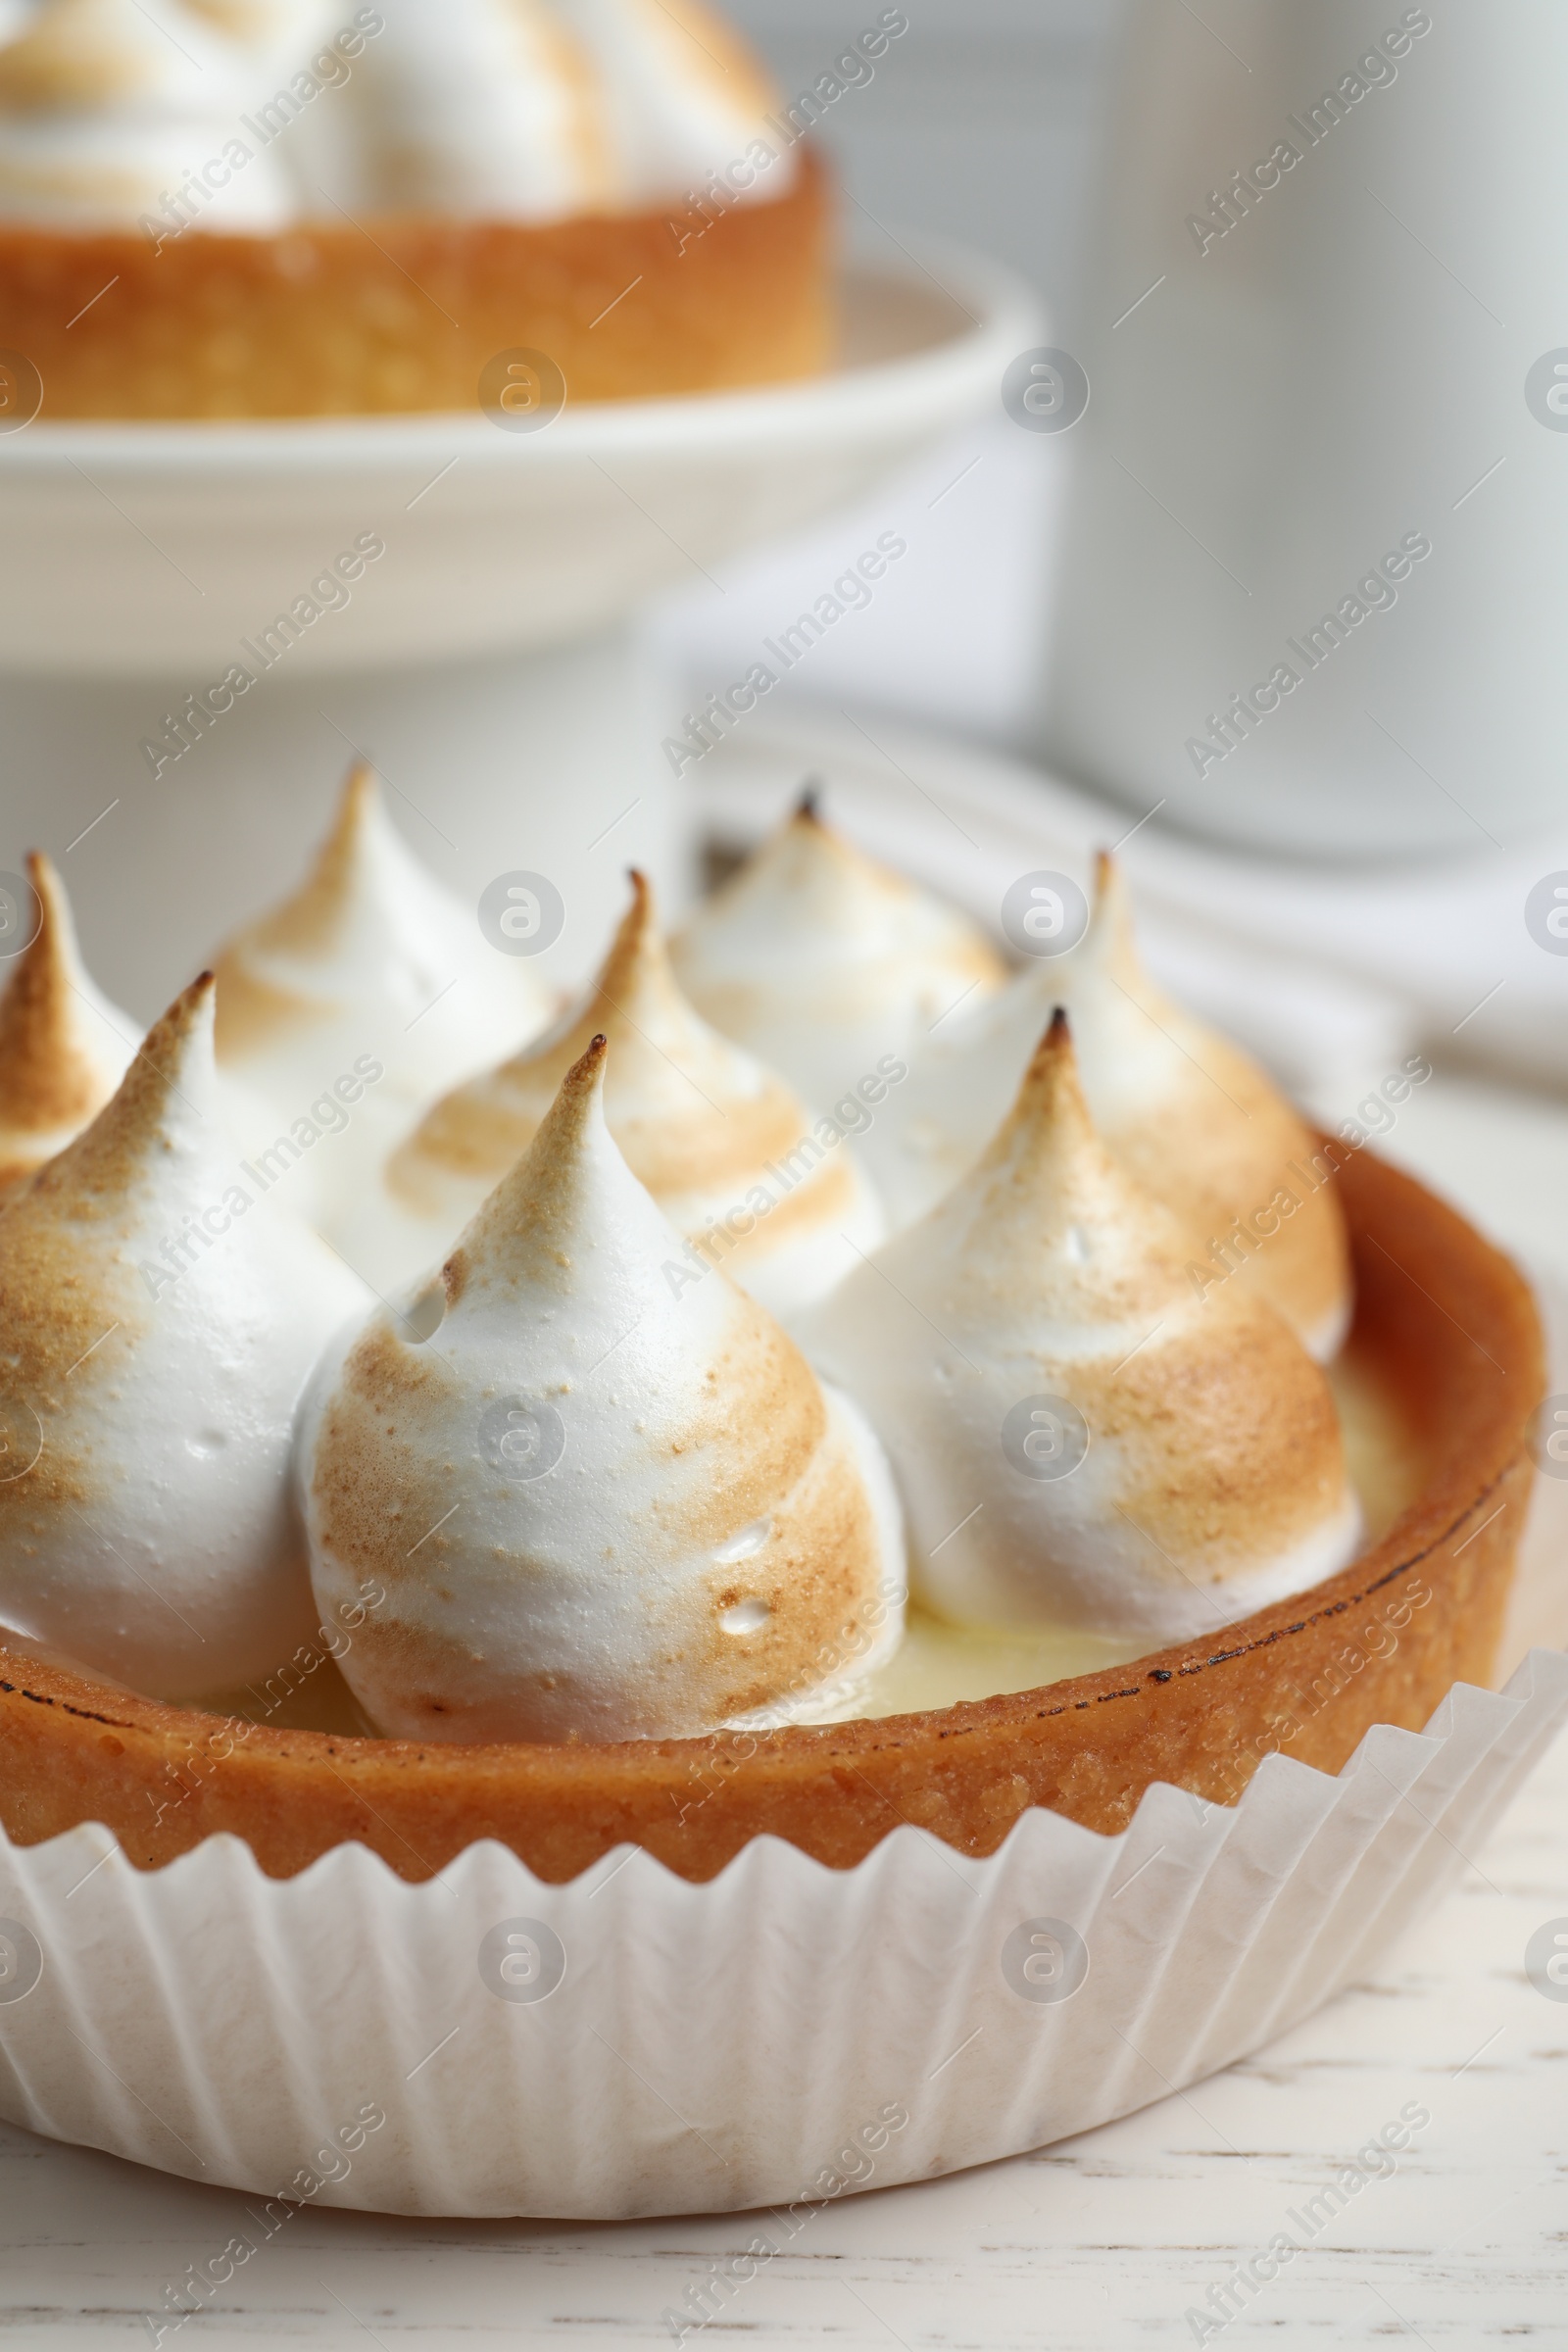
<box><xmin>192</xmin><ymin>1340</ymin><xmax>1421</xmax><ymax>1739</ymax></box>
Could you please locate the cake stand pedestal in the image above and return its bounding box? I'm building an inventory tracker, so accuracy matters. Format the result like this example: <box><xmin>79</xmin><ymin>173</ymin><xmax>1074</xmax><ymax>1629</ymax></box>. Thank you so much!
<box><xmin>0</xmin><ymin>246</ymin><xmax>1035</xmax><ymax>1017</ymax></box>
<box><xmin>0</xmin><ymin>625</ymin><xmax>660</xmax><ymax>1009</ymax></box>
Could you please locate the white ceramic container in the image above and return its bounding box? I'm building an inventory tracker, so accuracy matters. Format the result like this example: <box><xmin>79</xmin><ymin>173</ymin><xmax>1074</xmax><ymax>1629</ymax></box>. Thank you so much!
<box><xmin>1039</xmin><ymin>0</ymin><xmax>1568</xmax><ymax>858</ymax></box>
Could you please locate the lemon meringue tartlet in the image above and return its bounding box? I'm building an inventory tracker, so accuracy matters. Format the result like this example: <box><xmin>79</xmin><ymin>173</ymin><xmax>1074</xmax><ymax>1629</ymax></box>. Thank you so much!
<box><xmin>0</xmin><ymin>0</ymin><xmax>834</xmax><ymax>417</ymax></box>
<box><xmin>0</xmin><ymin>1127</ymin><xmax>1536</xmax><ymax>1881</ymax></box>
<box><xmin>213</xmin><ymin>762</ymin><xmax>552</xmax><ymax>1227</ymax></box>
<box><xmin>0</xmin><ymin>811</ymin><xmax>1541</xmax><ymax>1888</ymax></box>
<box><xmin>0</xmin><ymin>1022</ymin><xmax>1540</xmax><ymax>1880</ymax></box>
<box><xmin>672</xmin><ymin>790</ymin><xmax>1009</xmax><ymax>1122</ymax></box>
<box><xmin>804</xmin><ymin>1012</ymin><xmax>1361</xmax><ymax>1646</ymax></box>
<box><xmin>347</xmin><ymin>868</ymin><xmax>884</xmax><ymax>1315</ymax></box>
<box><xmin>0</xmin><ymin>850</ymin><xmax>137</xmax><ymax>1198</ymax></box>
<box><xmin>0</xmin><ymin>972</ymin><xmax>368</xmax><ymax>1698</ymax></box>
<box><xmin>884</xmin><ymin>854</ymin><xmax>1353</xmax><ymax>1359</ymax></box>
<box><xmin>299</xmin><ymin>1034</ymin><xmax>905</xmax><ymax>1741</ymax></box>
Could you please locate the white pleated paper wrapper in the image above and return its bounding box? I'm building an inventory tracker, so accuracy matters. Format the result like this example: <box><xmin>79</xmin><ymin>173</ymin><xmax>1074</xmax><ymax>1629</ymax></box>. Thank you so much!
<box><xmin>0</xmin><ymin>1647</ymin><xmax>1563</xmax><ymax>2220</ymax></box>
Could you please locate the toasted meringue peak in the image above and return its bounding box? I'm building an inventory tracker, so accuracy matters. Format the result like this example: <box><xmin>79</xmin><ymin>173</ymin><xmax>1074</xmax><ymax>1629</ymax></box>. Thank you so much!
<box><xmin>182</xmin><ymin>0</ymin><xmax>330</xmax><ymax>53</ymax></box>
<box><xmin>882</xmin><ymin>854</ymin><xmax>1352</xmax><ymax>1359</ymax></box>
<box><xmin>0</xmin><ymin>852</ymin><xmax>138</xmax><ymax>1199</ymax></box>
<box><xmin>27</xmin><ymin>967</ymin><xmax>219</xmax><ymax>1206</ymax></box>
<box><xmin>352</xmin><ymin>0</ymin><xmax>616</xmax><ymax>220</ymax></box>
<box><xmin>0</xmin><ymin>0</ymin><xmax>295</xmax><ymax>228</ymax></box>
<box><xmin>298</xmin><ymin>1035</ymin><xmax>904</xmax><ymax>1742</ymax></box>
<box><xmin>949</xmin><ymin>1006</ymin><xmax>1195</xmax><ymax>1322</ymax></box>
<box><xmin>213</xmin><ymin>762</ymin><xmax>552</xmax><ymax>1227</ymax></box>
<box><xmin>671</xmin><ymin>796</ymin><xmax>1008</xmax><ymax>1135</ymax></box>
<box><xmin>0</xmin><ymin>0</ymin><xmax>198</xmax><ymax>110</ymax></box>
<box><xmin>555</xmin><ymin>0</ymin><xmax>792</xmax><ymax>207</ymax></box>
<box><xmin>0</xmin><ymin>0</ymin><xmax>797</xmax><ymax>227</ymax></box>
<box><xmin>0</xmin><ymin>972</ymin><xmax>369</xmax><ymax>1698</ymax></box>
<box><xmin>215</xmin><ymin>760</ymin><xmax>416</xmax><ymax>977</ymax></box>
<box><xmin>347</xmin><ymin>867</ymin><xmax>883</xmax><ymax>1313</ymax></box>
<box><xmin>802</xmin><ymin>1012</ymin><xmax>1361</xmax><ymax>1645</ymax></box>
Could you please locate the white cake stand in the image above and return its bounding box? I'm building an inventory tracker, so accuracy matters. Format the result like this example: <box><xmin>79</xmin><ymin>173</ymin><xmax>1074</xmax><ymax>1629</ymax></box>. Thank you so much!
<box><xmin>0</xmin><ymin>243</ymin><xmax>1035</xmax><ymax>1016</ymax></box>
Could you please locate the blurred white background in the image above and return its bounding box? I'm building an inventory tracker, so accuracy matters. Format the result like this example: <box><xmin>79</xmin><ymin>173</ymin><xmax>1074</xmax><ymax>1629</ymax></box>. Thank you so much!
<box><xmin>723</xmin><ymin>0</ymin><xmax>1116</xmax><ymax>318</ymax></box>
<box><xmin>654</xmin><ymin>0</ymin><xmax>1568</xmax><ymax>1121</ymax></box>
<box><xmin>650</xmin><ymin>0</ymin><xmax>1121</xmax><ymax>747</ymax></box>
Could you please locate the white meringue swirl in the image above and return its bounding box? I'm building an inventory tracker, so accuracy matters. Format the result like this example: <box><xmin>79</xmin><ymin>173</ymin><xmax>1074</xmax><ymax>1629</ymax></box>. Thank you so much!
<box><xmin>299</xmin><ymin>1032</ymin><xmax>905</xmax><ymax>1741</ymax></box>
<box><xmin>672</xmin><ymin>792</ymin><xmax>1008</xmax><ymax>1135</ymax></box>
<box><xmin>213</xmin><ymin>763</ymin><xmax>552</xmax><ymax>1230</ymax></box>
<box><xmin>803</xmin><ymin>1010</ymin><xmax>1361</xmax><ymax>1646</ymax></box>
<box><xmin>0</xmin><ymin>0</ymin><xmax>796</xmax><ymax>227</ymax></box>
<box><xmin>0</xmin><ymin>0</ymin><xmax>296</xmax><ymax>229</ymax></box>
<box><xmin>345</xmin><ymin>868</ymin><xmax>884</xmax><ymax>1318</ymax></box>
<box><xmin>881</xmin><ymin>854</ymin><xmax>1353</xmax><ymax>1360</ymax></box>
<box><xmin>0</xmin><ymin>972</ymin><xmax>368</xmax><ymax>1697</ymax></box>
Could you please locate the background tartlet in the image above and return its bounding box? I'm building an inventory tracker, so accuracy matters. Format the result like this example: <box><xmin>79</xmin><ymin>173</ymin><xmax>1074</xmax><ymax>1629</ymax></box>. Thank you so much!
<box><xmin>0</xmin><ymin>0</ymin><xmax>832</xmax><ymax>416</ymax></box>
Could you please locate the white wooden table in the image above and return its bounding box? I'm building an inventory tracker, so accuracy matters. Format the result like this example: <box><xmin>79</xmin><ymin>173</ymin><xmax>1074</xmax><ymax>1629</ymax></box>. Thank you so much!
<box><xmin>5</xmin><ymin>1070</ymin><xmax>1566</xmax><ymax>2350</ymax></box>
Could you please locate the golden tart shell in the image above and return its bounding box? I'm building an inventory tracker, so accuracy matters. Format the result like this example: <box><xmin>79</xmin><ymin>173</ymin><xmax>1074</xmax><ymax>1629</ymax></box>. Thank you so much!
<box><xmin>0</xmin><ymin>1140</ymin><xmax>1543</xmax><ymax>1883</ymax></box>
<box><xmin>0</xmin><ymin>149</ymin><xmax>829</xmax><ymax>418</ymax></box>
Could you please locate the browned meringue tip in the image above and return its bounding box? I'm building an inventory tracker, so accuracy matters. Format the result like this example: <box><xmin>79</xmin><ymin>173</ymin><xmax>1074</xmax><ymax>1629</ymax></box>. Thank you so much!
<box><xmin>454</xmin><ymin>1029</ymin><xmax>612</xmax><ymax>1261</ymax></box>
<box><xmin>995</xmin><ymin>1004</ymin><xmax>1106</xmax><ymax>1171</ymax></box>
<box><xmin>340</xmin><ymin>756</ymin><xmax>378</xmax><ymax>810</ymax></box>
<box><xmin>1085</xmin><ymin>848</ymin><xmax>1153</xmax><ymax>996</ymax></box>
<box><xmin>318</xmin><ymin>759</ymin><xmax>380</xmax><ymax>868</ymax></box>
<box><xmin>464</xmin><ymin>870</ymin><xmax>713</xmax><ymax>1124</ymax></box>
<box><xmin>17</xmin><ymin>847</ymin><xmax>65</xmax><ymax>962</ymax></box>
<box><xmin>214</xmin><ymin>759</ymin><xmax>381</xmax><ymax>1004</ymax></box>
<box><xmin>32</xmin><ymin>970</ymin><xmax>216</xmax><ymax>1198</ymax></box>
<box><xmin>599</xmin><ymin>867</ymin><xmax>660</xmax><ymax>991</ymax></box>
<box><xmin>14</xmin><ymin>849</ymin><xmax>52</xmax><ymax>957</ymax></box>
<box><xmin>558</xmin><ymin>1029</ymin><xmax>610</xmax><ymax>1104</ymax></box>
<box><xmin>300</xmin><ymin>759</ymin><xmax>379</xmax><ymax>880</ymax></box>
<box><xmin>1090</xmin><ymin>849</ymin><xmax>1136</xmax><ymax>942</ymax></box>
<box><xmin>0</xmin><ymin>852</ymin><xmax>94</xmax><ymax>1137</ymax></box>
<box><xmin>0</xmin><ymin>2</ymin><xmax>132</xmax><ymax>111</ymax></box>
<box><xmin>1021</xmin><ymin>1004</ymin><xmax>1077</xmax><ymax>1088</ymax></box>
<box><xmin>795</xmin><ymin>780</ymin><xmax>823</xmax><ymax>823</ymax></box>
<box><xmin>118</xmin><ymin>968</ymin><xmax>214</xmax><ymax>1074</ymax></box>
<box><xmin>138</xmin><ymin>969</ymin><xmax>218</xmax><ymax>1058</ymax></box>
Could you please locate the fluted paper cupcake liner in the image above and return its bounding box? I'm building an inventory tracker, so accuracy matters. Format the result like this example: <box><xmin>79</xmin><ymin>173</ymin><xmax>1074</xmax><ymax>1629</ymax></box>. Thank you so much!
<box><xmin>0</xmin><ymin>1648</ymin><xmax>1564</xmax><ymax>2223</ymax></box>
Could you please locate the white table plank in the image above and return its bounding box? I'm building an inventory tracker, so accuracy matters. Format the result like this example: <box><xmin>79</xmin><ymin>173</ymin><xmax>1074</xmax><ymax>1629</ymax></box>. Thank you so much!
<box><xmin>5</xmin><ymin>1723</ymin><xmax>1566</xmax><ymax>2347</ymax></box>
